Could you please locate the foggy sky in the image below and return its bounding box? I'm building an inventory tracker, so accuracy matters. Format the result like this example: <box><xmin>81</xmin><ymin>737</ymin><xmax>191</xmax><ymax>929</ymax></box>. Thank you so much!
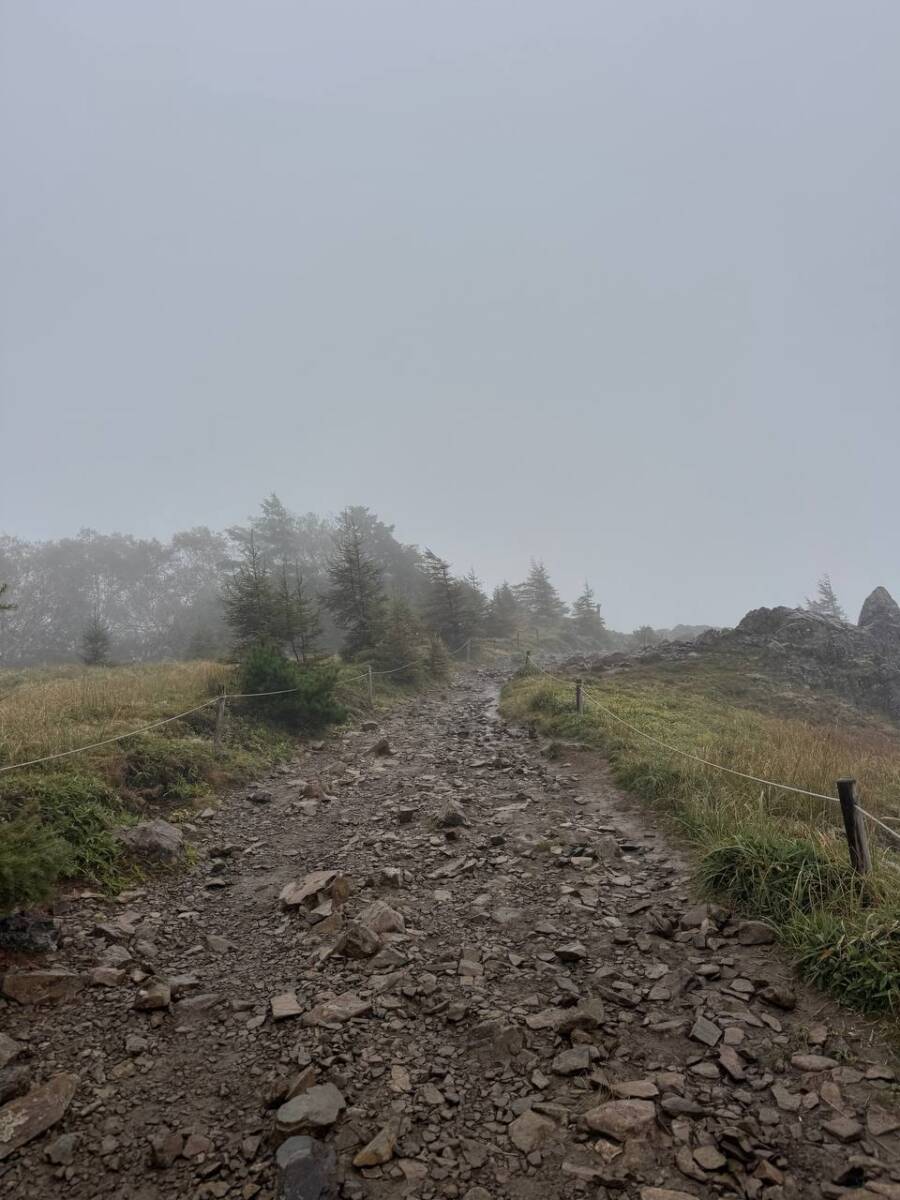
<box><xmin>2</xmin><ymin>1</ymin><xmax>899</xmax><ymax>631</ymax></box>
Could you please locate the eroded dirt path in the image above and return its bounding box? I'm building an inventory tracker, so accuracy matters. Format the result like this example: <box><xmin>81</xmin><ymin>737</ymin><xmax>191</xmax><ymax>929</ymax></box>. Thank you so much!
<box><xmin>2</xmin><ymin>672</ymin><xmax>899</xmax><ymax>1200</ymax></box>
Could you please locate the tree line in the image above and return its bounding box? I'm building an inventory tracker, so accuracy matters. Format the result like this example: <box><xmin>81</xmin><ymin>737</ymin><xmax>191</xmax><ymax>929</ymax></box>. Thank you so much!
<box><xmin>0</xmin><ymin>495</ymin><xmax>615</xmax><ymax>667</ymax></box>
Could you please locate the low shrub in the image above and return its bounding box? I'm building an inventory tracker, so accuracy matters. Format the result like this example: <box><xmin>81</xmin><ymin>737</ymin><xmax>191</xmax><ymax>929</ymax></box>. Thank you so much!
<box><xmin>121</xmin><ymin>735</ymin><xmax>219</xmax><ymax>800</ymax></box>
<box><xmin>0</xmin><ymin>807</ymin><xmax>73</xmax><ymax>912</ymax></box>
<box><xmin>696</xmin><ymin>832</ymin><xmax>867</xmax><ymax>925</ymax></box>
<box><xmin>0</xmin><ymin>772</ymin><xmax>128</xmax><ymax>901</ymax></box>
<box><xmin>236</xmin><ymin>644</ymin><xmax>346</xmax><ymax>729</ymax></box>
<box><xmin>788</xmin><ymin>909</ymin><xmax>900</xmax><ymax>1014</ymax></box>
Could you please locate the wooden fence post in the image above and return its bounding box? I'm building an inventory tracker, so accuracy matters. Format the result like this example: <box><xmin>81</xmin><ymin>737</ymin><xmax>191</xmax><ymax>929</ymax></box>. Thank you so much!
<box><xmin>367</xmin><ymin>664</ymin><xmax>374</xmax><ymax>706</ymax></box>
<box><xmin>575</xmin><ymin>679</ymin><xmax>584</xmax><ymax>715</ymax></box>
<box><xmin>213</xmin><ymin>696</ymin><xmax>227</xmax><ymax>756</ymax></box>
<box><xmin>837</xmin><ymin>778</ymin><xmax>872</xmax><ymax>874</ymax></box>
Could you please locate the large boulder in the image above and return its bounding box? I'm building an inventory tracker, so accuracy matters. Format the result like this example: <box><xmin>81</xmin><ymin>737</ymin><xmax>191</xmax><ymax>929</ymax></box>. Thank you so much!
<box><xmin>115</xmin><ymin>819</ymin><xmax>183</xmax><ymax>862</ymax></box>
<box><xmin>735</xmin><ymin>606</ymin><xmax>795</xmax><ymax>637</ymax></box>
<box><xmin>858</xmin><ymin>586</ymin><xmax>900</xmax><ymax>644</ymax></box>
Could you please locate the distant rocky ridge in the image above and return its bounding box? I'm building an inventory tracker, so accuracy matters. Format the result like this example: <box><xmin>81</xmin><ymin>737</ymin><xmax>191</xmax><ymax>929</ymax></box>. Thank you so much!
<box><xmin>565</xmin><ymin>586</ymin><xmax>900</xmax><ymax>722</ymax></box>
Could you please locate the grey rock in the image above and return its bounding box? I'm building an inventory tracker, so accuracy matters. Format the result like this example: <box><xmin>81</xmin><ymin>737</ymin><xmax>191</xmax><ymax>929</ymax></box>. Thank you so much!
<box><xmin>736</xmin><ymin>920</ymin><xmax>776</xmax><ymax>945</ymax></box>
<box><xmin>0</xmin><ymin>1033</ymin><xmax>24</xmax><ymax>1071</ymax></box>
<box><xmin>115</xmin><ymin>819</ymin><xmax>184</xmax><ymax>862</ymax></box>
<box><xmin>0</xmin><ymin>914</ymin><xmax>59</xmax><ymax>953</ymax></box>
<box><xmin>276</xmin><ymin>1083</ymin><xmax>346</xmax><ymax>1135</ymax></box>
<box><xmin>45</xmin><ymin>1132</ymin><xmax>79</xmax><ymax>1165</ymax></box>
<box><xmin>0</xmin><ymin>1063</ymin><xmax>31</xmax><ymax>1104</ymax></box>
<box><xmin>277</xmin><ymin>1135</ymin><xmax>337</xmax><ymax>1200</ymax></box>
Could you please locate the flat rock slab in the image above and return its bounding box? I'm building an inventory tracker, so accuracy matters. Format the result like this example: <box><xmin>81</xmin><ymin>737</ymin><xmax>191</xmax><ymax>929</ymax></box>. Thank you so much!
<box><xmin>302</xmin><ymin>993</ymin><xmax>370</xmax><ymax>1027</ymax></box>
<box><xmin>0</xmin><ymin>1073</ymin><xmax>78</xmax><ymax>1161</ymax></box>
<box><xmin>2</xmin><ymin>971</ymin><xmax>86</xmax><ymax>1006</ymax></box>
<box><xmin>276</xmin><ymin>1084</ymin><xmax>346</xmax><ymax>1135</ymax></box>
<box><xmin>584</xmin><ymin>1099</ymin><xmax>657</xmax><ymax>1140</ymax></box>
<box><xmin>508</xmin><ymin>1109</ymin><xmax>559</xmax><ymax>1154</ymax></box>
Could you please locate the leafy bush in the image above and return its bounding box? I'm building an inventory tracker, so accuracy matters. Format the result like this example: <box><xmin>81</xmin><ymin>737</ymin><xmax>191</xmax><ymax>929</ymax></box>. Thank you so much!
<box><xmin>236</xmin><ymin>644</ymin><xmax>346</xmax><ymax>729</ymax></box>
<box><xmin>0</xmin><ymin>807</ymin><xmax>73</xmax><ymax>913</ymax></box>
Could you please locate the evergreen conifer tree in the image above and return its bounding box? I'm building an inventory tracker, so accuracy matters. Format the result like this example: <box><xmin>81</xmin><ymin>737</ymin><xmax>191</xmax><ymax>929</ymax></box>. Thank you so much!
<box><xmin>223</xmin><ymin>535</ymin><xmax>277</xmax><ymax>653</ymax></box>
<box><xmin>276</xmin><ymin>564</ymin><xmax>323</xmax><ymax>663</ymax></box>
<box><xmin>484</xmin><ymin>583</ymin><xmax>520</xmax><ymax>639</ymax></box>
<box><xmin>80</xmin><ymin>614</ymin><xmax>112</xmax><ymax>665</ymax></box>
<box><xmin>806</xmin><ymin>574</ymin><xmax>846</xmax><ymax>621</ymax></box>
<box><xmin>374</xmin><ymin>598</ymin><xmax>424</xmax><ymax>683</ymax></box>
<box><xmin>325</xmin><ymin>510</ymin><xmax>386</xmax><ymax>656</ymax></box>
<box><xmin>516</xmin><ymin>560</ymin><xmax>568</xmax><ymax>630</ymax></box>
<box><xmin>422</xmin><ymin>549</ymin><xmax>465</xmax><ymax>649</ymax></box>
<box><xmin>459</xmin><ymin>569</ymin><xmax>488</xmax><ymax>642</ymax></box>
<box><xmin>571</xmin><ymin>581</ymin><xmax>606</xmax><ymax>643</ymax></box>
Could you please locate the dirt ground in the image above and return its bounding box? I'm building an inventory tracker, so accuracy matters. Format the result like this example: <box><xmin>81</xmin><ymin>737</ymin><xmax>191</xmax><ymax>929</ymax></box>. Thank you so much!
<box><xmin>1</xmin><ymin>671</ymin><xmax>899</xmax><ymax>1200</ymax></box>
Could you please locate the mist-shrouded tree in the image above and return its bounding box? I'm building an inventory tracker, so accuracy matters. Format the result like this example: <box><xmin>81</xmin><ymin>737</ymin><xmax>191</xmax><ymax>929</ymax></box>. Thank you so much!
<box><xmin>806</xmin><ymin>573</ymin><xmax>847</xmax><ymax>622</ymax></box>
<box><xmin>223</xmin><ymin>536</ymin><xmax>277</xmax><ymax>653</ymax></box>
<box><xmin>428</xmin><ymin>635</ymin><xmax>450</xmax><ymax>680</ymax></box>
<box><xmin>422</xmin><ymin>550</ymin><xmax>467</xmax><ymax>649</ymax></box>
<box><xmin>633</xmin><ymin>624</ymin><xmax>659</xmax><ymax>650</ymax></box>
<box><xmin>459</xmin><ymin>568</ymin><xmax>488</xmax><ymax>642</ymax></box>
<box><xmin>326</xmin><ymin>510</ymin><xmax>386</xmax><ymax>657</ymax></box>
<box><xmin>80</xmin><ymin>614</ymin><xmax>112</xmax><ymax>665</ymax></box>
<box><xmin>484</xmin><ymin>582</ymin><xmax>520</xmax><ymax>639</ymax></box>
<box><xmin>571</xmin><ymin>581</ymin><xmax>606</xmax><ymax>644</ymax></box>
<box><xmin>373</xmin><ymin>598</ymin><xmax>424</xmax><ymax>684</ymax></box>
<box><xmin>0</xmin><ymin>583</ymin><xmax>14</xmax><ymax>613</ymax></box>
<box><xmin>276</xmin><ymin>564</ymin><xmax>322</xmax><ymax>663</ymax></box>
<box><xmin>516</xmin><ymin>560</ymin><xmax>568</xmax><ymax>630</ymax></box>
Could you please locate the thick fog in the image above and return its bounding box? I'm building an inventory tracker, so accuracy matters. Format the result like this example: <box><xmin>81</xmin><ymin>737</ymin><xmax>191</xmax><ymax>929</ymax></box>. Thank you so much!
<box><xmin>2</xmin><ymin>1</ymin><xmax>899</xmax><ymax>630</ymax></box>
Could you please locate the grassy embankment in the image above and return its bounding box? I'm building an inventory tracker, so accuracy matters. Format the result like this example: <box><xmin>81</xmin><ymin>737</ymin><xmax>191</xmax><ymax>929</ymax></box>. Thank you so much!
<box><xmin>501</xmin><ymin>655</ymin><xmax>900</xmax><ymax>1016</ymax></box>
<box><xmin>0</xmin><ymin>659</ymin><xmax>393</xmax><ymax>912</ymax></box>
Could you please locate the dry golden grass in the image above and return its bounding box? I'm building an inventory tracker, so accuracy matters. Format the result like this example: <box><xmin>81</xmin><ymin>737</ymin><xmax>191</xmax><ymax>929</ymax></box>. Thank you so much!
<box><xmin>0</xmin><ymin>660</ymin><xmax>234</xmax><ymax>768</ymax></box>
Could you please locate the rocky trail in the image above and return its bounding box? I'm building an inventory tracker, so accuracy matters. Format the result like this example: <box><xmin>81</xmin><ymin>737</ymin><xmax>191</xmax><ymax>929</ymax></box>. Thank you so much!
<box><xmin>2</xmin><ymin>671</ymin><xmax>899</xmax><ymax>1200</ymax></box>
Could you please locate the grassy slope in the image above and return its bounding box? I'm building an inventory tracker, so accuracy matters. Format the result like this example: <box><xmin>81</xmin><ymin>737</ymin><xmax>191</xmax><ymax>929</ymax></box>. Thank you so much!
<box><xmin>0</xmin><ymin>659</ymin><xmax>384</xmax><ymax>910</ymax></box>
<box><xmin>501</xmin><ymin>653</ymin><xmax>900</xmax><ymax>1017</ymax></box>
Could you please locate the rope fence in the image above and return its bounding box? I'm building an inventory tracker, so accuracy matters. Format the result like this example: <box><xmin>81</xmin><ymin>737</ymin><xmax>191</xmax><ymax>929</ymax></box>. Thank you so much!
<box><xmin>526</xmin><ymin>656</ymin><xmax>900</xmax><ymax>866</ymax></box>
<box><xmin>0</xmin><ymin>638</ymin><xmax>474</xmax><ymax>776</ymax></box>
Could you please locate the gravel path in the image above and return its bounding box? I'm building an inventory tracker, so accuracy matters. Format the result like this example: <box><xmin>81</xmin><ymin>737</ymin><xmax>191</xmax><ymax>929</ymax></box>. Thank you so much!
<box><xmin>1</xmin><ymin>670</ymin><xmax>899</xmax><ymax>1200</ymax></box>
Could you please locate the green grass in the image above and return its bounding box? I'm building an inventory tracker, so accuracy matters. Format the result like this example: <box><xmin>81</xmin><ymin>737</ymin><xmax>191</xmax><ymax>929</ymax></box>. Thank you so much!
<box><xmin>0</xmin><ymin>655</ymin><xmax>445</xmax><ymax>914</ymax></box>
<box><xmin>501</xmin><ymin>664</ymin><xmax>900</xmax><ymax>1017</ymax></box>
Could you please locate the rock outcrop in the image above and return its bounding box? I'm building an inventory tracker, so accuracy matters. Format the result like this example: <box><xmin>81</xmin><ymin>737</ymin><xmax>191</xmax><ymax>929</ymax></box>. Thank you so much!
<box><xmin>570</xmin><ymin>587</ymin><xmax>900</xmax><ymax>722</ymax></box>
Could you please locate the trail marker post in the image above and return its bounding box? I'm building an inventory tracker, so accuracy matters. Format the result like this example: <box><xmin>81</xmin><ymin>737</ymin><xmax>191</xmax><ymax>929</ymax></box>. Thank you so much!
<box><xmin>367</xmin><ymin>664</ymin><xmax>374</xmax><ymax>706</ymax></box>
<box><xmin>575</xmin><ymin>679</ymin><xmax>584</xmax><ymax>715</ymax></box>
<box><xmin>837</xmin><ymin>778</ymin><xmax>872</xmax><ymax>875</ymax></box>
<box><xmin>213</xmin><ymin>696</ymin><xmax>227</xmax><ymax>756</ymax></box>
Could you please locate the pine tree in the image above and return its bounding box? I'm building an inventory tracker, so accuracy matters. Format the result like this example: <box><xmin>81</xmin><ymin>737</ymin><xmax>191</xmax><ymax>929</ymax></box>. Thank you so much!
<box><xmin>422</xmin><ymin>549</ymin><xmax>465</xmax><ymax>649</ymax></box>
<box><xmin>276</xmin><ymin>564</ymin><xmax>322</xmax><ymax>663</ymax></box>
<box><xmin>223</xmin><ymin>535</ymin><xmax>277</xmax><ymax>653</ymax></box>
<box><xmin>326</xmin><ymin>510</ymin><xmax>386</xmax><ymax>657</ymax></box>
<box><xmin>484</xmin><ymin>583</ymin><xmax>520</xmax><ymax>639</ymax></box>
<box><xmin>0</xmin><ymin>583</ymin><xmax>14</xmax><ymax>613</ymax></box>
<box><xmin>516</xmin><ymin>560</ymin><xmax>568</xmax><ymax>630</ymax></box>
<box><xmin>634</xmin><ymin>625</ymin><xmax>658</xmax><ymax>650</ymax></box>
<box><xmin>806</xmin><ymin>574</ymin><xmax>847</xmax><ymax>622</ymax></box>
<box><xmin>459</xmin><ymin>569</ymin><xmax>488</xmax><ymax>641</ymax></box>
<box><xmin>374</xmin><ymin>598</ymin><xmax>424</xmax><ymax>684</ymax></box>
<box><xmin>80</xmin><ymin>614</ymin><xmax>112</xmax><ymax>665</ymax></box>
<box><xmin>428</xmin><ymin>635</ymin><xmax>450</xmax><ymax>680</ymax></box>
<box><xmin>571</xmin><ymin>581</ymin><xmax>606</xmax><ymax>644</ymax></box>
